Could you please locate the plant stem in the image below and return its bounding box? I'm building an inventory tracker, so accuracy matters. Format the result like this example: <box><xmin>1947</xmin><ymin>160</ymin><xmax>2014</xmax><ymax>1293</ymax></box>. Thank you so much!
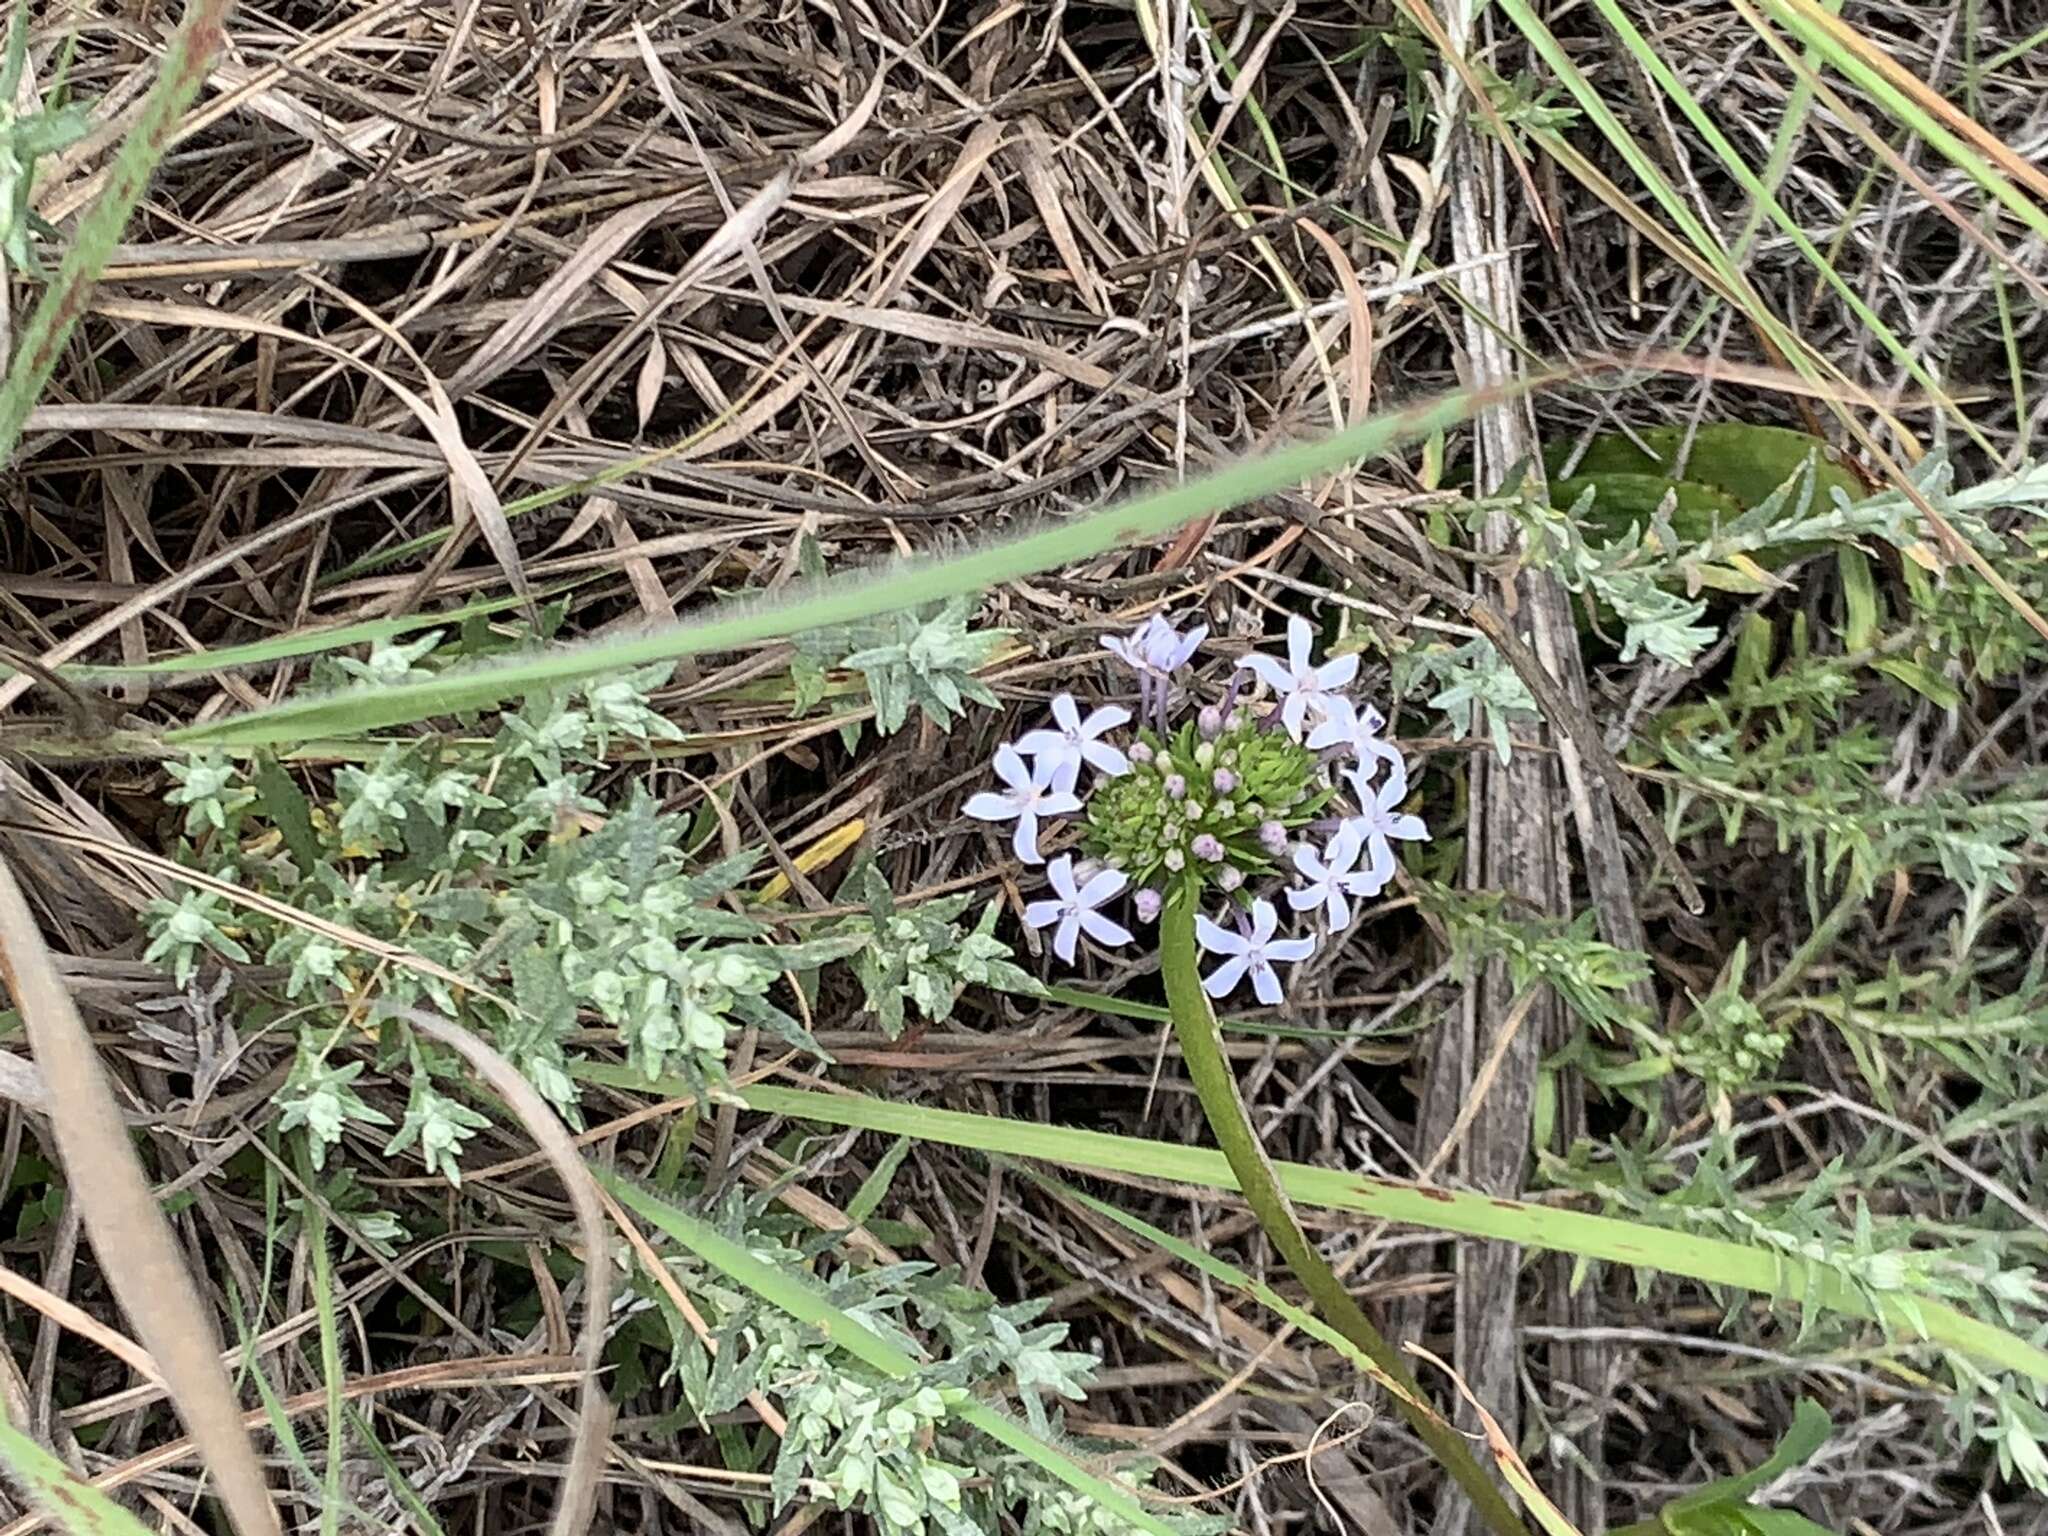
<box><xmin>1158</xmin><ymin>884</ymin><xmax>1535</xmax><ymax>1536</ymax></box>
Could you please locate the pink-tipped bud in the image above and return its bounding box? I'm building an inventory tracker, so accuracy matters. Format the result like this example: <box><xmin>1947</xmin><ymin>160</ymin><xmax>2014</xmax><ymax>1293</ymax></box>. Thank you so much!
<box><xmin>1133</xmin><ymin>888</ymin><xmax>1163</xmax><ymax>922</ymax></box>
<box><xmin>1216</xmin><ymin>866</ymin><xmax>1244</xmax><ymax>892</ymax></box>
<box><xmin>1163</xmin><ymin>773</ymin><xmax>1187</xmax><ymax>800</ymax></box>
<box><xmin>1129</xmin><ymin>740</ymin><xmax>1155</xmax><ymax>765</ymax></box>
<box><xmin>1212</xmin><ymin>768</ymin><xmax>1237</xmax><ymax>794</ymax></box>
<box><xmin>1258</xmin><ymin>820</ymin><xmax>1288</xmax><ymax>854</ymax></box>
<box><xmin>1197</xmin><ymin>705</ymin><xmax>1224</xmax><ymax>738</ymax></box>
<box><xmin>1192</xmin><ymin>834</ymin><xmax>1225</xmax><ymax>863</ymax></box>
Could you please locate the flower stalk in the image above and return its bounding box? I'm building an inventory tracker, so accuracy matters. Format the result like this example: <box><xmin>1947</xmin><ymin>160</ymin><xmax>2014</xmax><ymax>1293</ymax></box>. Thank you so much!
<box><xmin>1157</xmin><ymin>883</ymin><xmax>1535</xmax><ymax>1536</ymax></box>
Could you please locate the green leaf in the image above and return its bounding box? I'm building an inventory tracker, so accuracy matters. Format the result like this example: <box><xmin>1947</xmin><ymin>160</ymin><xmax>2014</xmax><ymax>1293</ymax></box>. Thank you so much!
<box><xmin>600</xmin><ymin>1171</ymin><xmax>1178</xmax><ymax>1536</ymax></box>
<box><xmin>573</xmin><ymin>1066</ymin><xmax>2048</xmax><ymax>1393</ymax></box>
<box><xmin>0</xmin><ymin>1410</ymin><xmax>157</xmax><ymax>1536</ymax></box>
<box><xmin>167</xmin><ymin>381</ymin><xmax>1522</xmax><ymax>747</ymax></box>
<box><xmin>250</xmin><ymin>751</ymin><xmax>324</xmax><ymax>875</ymax></box>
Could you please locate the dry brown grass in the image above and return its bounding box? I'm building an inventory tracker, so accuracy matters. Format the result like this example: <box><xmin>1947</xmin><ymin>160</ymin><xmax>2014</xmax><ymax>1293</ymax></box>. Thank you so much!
<box><xmin>0</xmin><ymin>1</ymin><xmax>2043</xmax><ymax>1533</ymax></box>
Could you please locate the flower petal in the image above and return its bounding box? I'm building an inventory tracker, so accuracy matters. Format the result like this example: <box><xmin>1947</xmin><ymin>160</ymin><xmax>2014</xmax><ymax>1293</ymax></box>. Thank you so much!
<box><xmin>1292</xmin><ymin>844</ymin><xmax>1327</xmax><ymax>880</ymax></box>
<box><xmin>1051</xmin><ymin>692</ymin><xmax>1080</xmax><ymax>732</ymax></box>
<box><xmin>1315</xmin><ymin>652</ymin><xmax>1360</xmax><ymax>690</ymax></box>
<box><xmin>1249</xmin><ymin>959</ymin><xmax>1284</xmax><ymax>1007</ymax></box>
<box><xmin>1077</xmin><ymin>867</ymin><xmax>1128</xmax><ymax>908</ymax></box>
<box><xmin>1011</xmin><ymin>810</ymin><xmax>1043</xmax><ymax>864</ymax></box>
<box><xmin>1280</xmin><ymin>690</ymin><xmax>1312</xmax><ymax>740</ymax></box>
<box><xmin>1286</xmin><ymin>882</ymin><xmax>1324</xmax><ymax>913</ymax></box>
<box><xmin>1385</xmin><ymin>812</ymin><xmax>1428</xmax><ymax>842</ymax></box>
<box><xmin>1081</xmin><ymin>704</ymin><xmax>1130</xmax><ymax>737</ymax></box>
<box><xmin>1361</xmin><ymin>831</ymin><xmax>1396</xmax><ymax>891</ymax></box>
<box><xmin>1013</xmin><ymin>728</ymin><xmax>1068</xmax><ymax>758</ymax></box>
<box><xmin>1203</xmin><ymin>952</ymin><xmax>1250</xmax><ymax>998</ymax></box>
<box><xmin>1195</xmin><ymin>914</ymin><xmax>1247</xmax><ymax>955</ymax></box>
<box><xmin>1247</xmin><ymin>898</ymin><xmax>1281</xmax><ymax>944</ymax></box>
<box><xmin>1078</xmin><ymin>910</ymin><xmax>1134</xmax><ymax>949</ymax></box>
<box><xmin>1045</xmin><ymin>854</ymin><xmax>1080</xmax><ymax>902</ymax></box>
<box><xmin>962</xmin><ymin>791</ymin><xmax>1018</xmax><ymax>823</ymax></box>
<box><xmin>1286</xmin><ymin>613</ymin><xmax>1314</xmax><ymax>673</ymax></box>
<box><xmin>1266</xmin><ymin>935</ymin><xmax>1318</xmax><ymax>964</ymax></box>
<box><xmin>1038</xmin><ymin>789</ymin><xmax>1083</xmax><ymax>817</ymax></box>
<box><xmin>1323</xmin><ymin>889</ymin><xmax>1351</xmax><ymax>929</ymax></box>
<box><xmin>1238</xmin><ymin>653</ymin><xmax>1293</xmax><ymax>693</ymax></box>
<box><xmin>992</xmin><ymin>744</ymin><xmax>1031</xmax><ymax>791</ymax></box>
<box><xmin>1053</xmin><ymin>912</ymin><xmax>1082</xmax><ymax>965</ymax></box>
<box><xmin>1024</xmin><ymin>899</ymin><xmax>1065</xmax><ymax>930</ymax></box>
<box><xmin>1080</xmin><ymin>740</ymin><xmax>1130</xmax><ymax>777</ymax></box>
<box><xmin>1328</xmin><ymin>825</ymin><xmax>1363</xmax><ymax>872</ymax></box>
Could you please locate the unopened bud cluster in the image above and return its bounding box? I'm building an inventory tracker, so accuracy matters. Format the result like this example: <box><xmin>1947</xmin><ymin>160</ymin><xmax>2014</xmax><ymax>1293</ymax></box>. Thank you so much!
<box><xmin>1083</xmin><ymin>711</ymin><xmax>1325</xmax><ymax>891</ymax></box>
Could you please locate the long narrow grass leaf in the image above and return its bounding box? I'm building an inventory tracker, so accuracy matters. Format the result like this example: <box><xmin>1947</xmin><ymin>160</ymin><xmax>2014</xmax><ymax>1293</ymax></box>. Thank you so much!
<box><xmin>0</xmin><ymin>0</ymin><xmax>238</xmax><ymax>466</ymax></box>
<box><xmin>0</xmin><ymin>1415</ymin><xmax>158</xmax><ymax>1536</ymax></box>
<box><xmin>571</xmin><ymin>1069</ymin><xmax>2048</xmax><ymax>1390</ymax></box>
<box><xmin>600</xmin><ymin>1171</ymin><xmax>1178</xmax><ymax>1536</ymax></box>
<box><xmin>167</xmin><ymin>379</ymin><xmax>1534</xmax><ymax>747</ymax></box>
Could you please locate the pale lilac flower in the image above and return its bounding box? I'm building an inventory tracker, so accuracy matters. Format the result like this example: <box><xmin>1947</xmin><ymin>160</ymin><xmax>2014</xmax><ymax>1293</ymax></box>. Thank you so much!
<box><xmin>1307</xmin><ymin>694</ymin><xmax>1408</xmax><ymax>797</ymax></box>
<box><xmin>1016</xmin><ymin>692</ymin><xmax>1131</xmax><ymax>791</ymax></box>
<box><xmin>1195</xmin><ymin>898</ymin><xmax>1317</xmax><ymax>1006</ymax></box>
<box><xmin>1341</xmin><ymin>765</ymin><xmax>1429</xmax><ymax>894</ymax></box>
<box><xmin>1133</xmin><ymin>888</ymin><xmax>1163</xmax><ymax>923</ymax></box>
<box><xmin>1288</xmin><ymin>826</ymin><xmax>1378</xmax><ymax>929</ymax></box>
<box><xmin>1103</xmin><ymin>614</ymin><xmax>1207</xmax><ymax>677</ymax></box>
<box><xmin>1104</xmin><ymin>614</ymin><xmax>1208</xmax><ymax>728</ymax></box>
<box><xmin>1238</xmin><ymin>614</ymin><xmax>1360</xmax><ymax>740</ymax></box>
<box><xmin>1257</xmin><ymin>820</ymin><xmax>1288</xmax><ymax>854</ymax></box>
<box><xmin>1025</xmin><ymin>855</ymin><xmax>1134</xmax><ymax>964</ymax></box>
<box><xmin>1191</xmin><ymin>833</ymin><xmax>1225</xmax><ymax>863</ymax></box>
<box><xmin>963</xmin><ymin>745</ymin><xmax>1082</xmax><ymax>864</ymax></box>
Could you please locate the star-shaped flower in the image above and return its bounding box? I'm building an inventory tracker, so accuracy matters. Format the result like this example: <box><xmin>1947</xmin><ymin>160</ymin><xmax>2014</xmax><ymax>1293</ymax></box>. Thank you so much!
<box><xmin>1015</xmin><ymin>693</ymin><xmax>1132</xmax><ymax>791</ymax></box>
<box><xmin>1306</xmin><ymin>694</ymin><xmax>1408</xmax><ymax>798</ymax></box>
<box><xmin>1341</xmin><ymin>765</ymin><xmax>1429</xmax><ymax>894</ymax></box>
<box><xmin>1195</xmin><ymin>898</ymin><xmax>1317</xmax><ymax>1006</ymax></box>
<box><xmin>1025</xmin><ymin>855</ymin><xmax>1134</xmax><ymax>963</ymax></box>
<box><xmin>1238</xmin><ymin>614</ymin><xmax>1359</xmax><ymax>740</ymax></box>
<box><xmin>1288</xmin><ymin>826</ymin><xmax>1378</xmax><ymax>929</ymax></box>
<box><xmin>1102</xmin><ymin>614</ymin><xmax>1207</xmax><ymax>678</ymax></box>
<box><xmin>963</xmin><ymin>744</ymin><xmax>1082</xmax><ymax>864</ymax></box>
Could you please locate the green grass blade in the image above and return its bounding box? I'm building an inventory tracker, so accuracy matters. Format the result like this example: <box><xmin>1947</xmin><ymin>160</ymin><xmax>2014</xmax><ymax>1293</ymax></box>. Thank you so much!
<box><xmin>572</xmin><ymin>1068</ymin><xmax>2048</xmax><ymax>1390</ymax></box>
<box><xmin>1579</xmin><ymin>0</ymin><xmax>1980</xmax><ymax>445</ymax></box>
<box><xmin>16</xmin><ymin>589</ymin><xmax>549</xmax><ymax>684</ymax></box>
<box><xmin>165</xmin><ymin>380</ymin><xmax>1528</xmax><ymax>747</ymax></box>
<box><xmin>309</xmin><ymin>1209</ymin><xmax>344</xmax><ymax>1536</ymax></box>
<box><xmin>0</xmin><ymin>1</ymin><xmax>237</xmax><ymax>467</ymax></box>
<box><xmin>1758</xmin><ymin>0</ymin><xmax>2048</xmax><ymax>246</ymax></box>
<box><xmin>599</xmin><ymin>1170</ymin><xmax>1178</xmax><ymax>1536</ymax></box>
<box><xmin>0</xmin><ymin>1414</ymin><xmax>158</xmax><ymax>1536</ymax></box>
<box><xmin>1023</xmin><ymin>1165</ymin><xmax>1423</xmax><ymax>1402</ymax></box>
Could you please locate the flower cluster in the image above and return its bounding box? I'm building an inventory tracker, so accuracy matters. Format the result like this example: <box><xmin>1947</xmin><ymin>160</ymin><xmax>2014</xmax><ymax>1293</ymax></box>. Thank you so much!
<box><xmin>965</xmin><ymin>612</ymin><xmax>1428</xmax><ymax>1005</ymax></box>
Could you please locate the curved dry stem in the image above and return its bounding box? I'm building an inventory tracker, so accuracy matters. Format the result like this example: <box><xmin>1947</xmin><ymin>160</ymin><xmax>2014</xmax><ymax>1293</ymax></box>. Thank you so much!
<box><xmin>0</xmin><ymin>855</ymin><xmax>280</xmax><ymax>1536</ymax></box>
<box><xmin>383</xmin><ymin>1006</ymin><xmax>612</xmax><ymax>1536</ymax></box>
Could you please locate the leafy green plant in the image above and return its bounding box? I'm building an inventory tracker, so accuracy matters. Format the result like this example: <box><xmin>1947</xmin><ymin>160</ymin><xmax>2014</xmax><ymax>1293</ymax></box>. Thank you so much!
<box><xmin>606</xmin><ymin>1175</ymin><xmax>1202</xmax><ymax>1536</ymax></box>
<box><xmin>794</xmin><ymin>592</ymin><xmax>1007</xmax><ymax>747</ymax></box>
<box><xmin>837</xmin><ymin>860</ymin><xmax>1040</xmax><ymax>1039</ymax></box>
<box><xmin>139</xmin><ymin>644</ymin><xmax>1025</xmax><ymax>1180</ymax></box>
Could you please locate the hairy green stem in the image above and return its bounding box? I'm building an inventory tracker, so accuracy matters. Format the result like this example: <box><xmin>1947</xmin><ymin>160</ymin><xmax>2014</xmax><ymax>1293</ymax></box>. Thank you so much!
<box><xmin>1158</xmin><ymin>885</ymin><xmax>1534</xmax><ymax>1536</ymax></box>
